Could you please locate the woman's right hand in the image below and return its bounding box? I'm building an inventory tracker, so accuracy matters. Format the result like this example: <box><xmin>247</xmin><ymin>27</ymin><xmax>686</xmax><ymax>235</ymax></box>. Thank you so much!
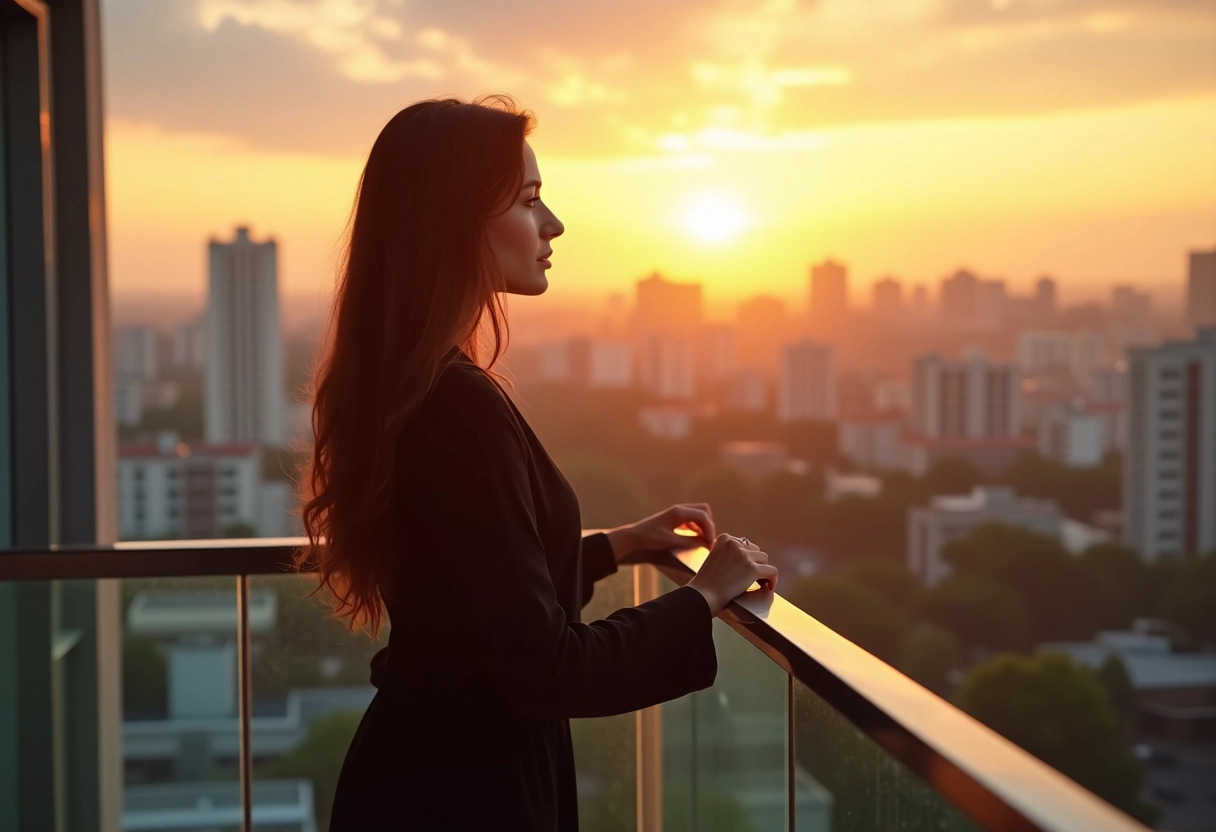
<box><xmin>687</xmin><ymin>534</ymin><xmax>778</xmax><ymax>616</ymax></box>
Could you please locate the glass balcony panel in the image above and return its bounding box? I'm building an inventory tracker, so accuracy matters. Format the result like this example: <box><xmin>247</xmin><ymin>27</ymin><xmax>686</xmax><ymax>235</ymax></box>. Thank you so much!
<box><xmin>120</xmin><ymin>576</ymin><xmax>243</xmax><ymax>831</ymax></box>
<box><xmin>661</xmin><ymin>577</ymin><xmax>789</xmax><ymax>832</ymax></box>
<box><xmin>248</xmin><ymin>572</ymin><xmax>385</xmax><ymax>832</ymax></box>
<box><xmin>572</xmin><ymin>564</ymin><xmax>639</xmax><ymax>832</ymax></box>
<box><xmin>793</xmin><ymin>680</ymin><xmax>982</xmax><ymax>832</ymax></box>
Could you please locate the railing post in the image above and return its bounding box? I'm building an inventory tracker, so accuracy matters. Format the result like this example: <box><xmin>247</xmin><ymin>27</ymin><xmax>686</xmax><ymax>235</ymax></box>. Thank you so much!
<box><xmin>635</xmin><ymin>565</ymin><xmax>662</xmax><ymax>832</ymax></box>
<box><xmin>236</xmin><ymin>574</ymin><xmax>253</xmax><ymax>831</ymax></box>
<box><xmin>787</xmin><ymin>673</ymin><xmax>795</xmax><ymax>832</ymax></box>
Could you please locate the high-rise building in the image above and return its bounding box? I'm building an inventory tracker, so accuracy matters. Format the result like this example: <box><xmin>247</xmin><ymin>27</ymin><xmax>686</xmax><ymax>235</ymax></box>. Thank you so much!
<box><xmin>1188</xmin><ymin>248</ymin><xmax>1216</xmax><ymax>331</ymax></box>
<box><xmin>778</xmin><ymin>340</ymin><xmax>835</xmax><ymax>422</ymax></box>
<box><xmin>939</xmin><ymin>269</ymin><xmax>979</xmax><ymax>322</ymax></box>
<box><xmin>976</xmin><ymin>279</ymin><xmax>1007</xmax><ymax>326</ymax></box>
<box><xmin>1123</xmin><ymin>328</ymin><xmax>1216</xmax><ymax>561</ymax></box>
<box><xmin>634</xmin><ymin>273</ymin><xmax>701</xmax><ymax>398</ymax></box>
<box><xmin>736</xmin><ymin>295</ymin><xmax>787</xmax><ymax>370</ymax></box>
<box><xmin>172</xmin><ymin>316</ymin><xmax>206</xmax><ymax>372</ymax></box>
<box><xmin>1017</xmin><ymin>330</ymin><xmax>1105</xmax><ymax>394</ymax></box>
<box><xmin>700</xmin><ymin>324</ymin><xmax>738</xmax><ymax>382</ymax></box>
<box><xmin>539</xmin><ymin>338</ymin><xmax>633</xmax><ymax>389</ymax></box>
<box><xmin>205</xmin><ymin>226</ymin><xmax>284</xmax><ymax>444</ymax></box>
<box><xmin>633</xmin><ymin>272</ymin><xmax>702</xmax><ymax>336</ymax></box>
<box><xmin>116</xmin><ymin>325</ymin><xmax>161</xmax><ymax>382</ymax></box>
<box><xmin>872</xmin><ymin>277</ymin><xmax>903</xmax><ymax>319</ymax></box>
<box><xmin>1034</xmin><ymin>276</ymin><xmax>1058</xmax><ymax>318</ymax></box>
<box><xmin>809</xmin><ymin>259</ymin><xmax>848</xmax><ymax>329</ymax></box>
<box><xmin>1037</xmin><ymin>404</ymin><xmax>1105</xmax><ymax>468</ymax></box>
<box><xmin>638</xmin><ymin>334</ymin><xmax>696</xmax><ymax>399</ymax></box>
<box><xmin>1111</xmin><ymin>285</ymin><xmax>1153</xmax><ymax>324</ymax></box>
<box><xmin>912</xmin><ymin>350</ymin><xmax>1019</xmax><ymax>439</ymax></box>
<box><xmin>723</xmin><ymin>370</ymin><xmax>768</xmax><ymax>412</ymax></box>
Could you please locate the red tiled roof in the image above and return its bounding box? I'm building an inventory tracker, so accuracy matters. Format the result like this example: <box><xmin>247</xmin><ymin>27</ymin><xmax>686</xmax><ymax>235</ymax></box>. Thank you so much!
<box><xmin>901</xmin><ymin>433</ymin><xmax>1035</xmax><ymax>449</ymax></box>
<box><xmin>118</xmin><ymin>442</ymin><xmax>260</xmax><ymax>459</ymax></box>
<box><xmin>841</xmin><ymin>410</ymin><xmax>906</xmax><ymax>425</ymax></box>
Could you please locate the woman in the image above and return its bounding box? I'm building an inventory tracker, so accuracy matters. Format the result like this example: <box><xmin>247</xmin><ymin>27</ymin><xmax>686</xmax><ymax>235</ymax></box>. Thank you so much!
<box><xmin>299</xmin><ymin>96</ymin><xmax>779</xmax><ymax>831</ymax></box>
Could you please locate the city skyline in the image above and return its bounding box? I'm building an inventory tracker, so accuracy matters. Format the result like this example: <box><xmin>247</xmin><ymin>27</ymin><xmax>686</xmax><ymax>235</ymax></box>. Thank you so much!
<box><xmin>111</xmin><ymin>237</ymin><xmax>1212</xmax><ymax>336</ymax></box>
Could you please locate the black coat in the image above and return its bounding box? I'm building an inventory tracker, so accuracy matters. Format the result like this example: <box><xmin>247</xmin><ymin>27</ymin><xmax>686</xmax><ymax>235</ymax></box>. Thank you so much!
<box><xmin>328</xmin><ymin>354</ymin><xmax>718</xmax><ymax>831</ymax></box>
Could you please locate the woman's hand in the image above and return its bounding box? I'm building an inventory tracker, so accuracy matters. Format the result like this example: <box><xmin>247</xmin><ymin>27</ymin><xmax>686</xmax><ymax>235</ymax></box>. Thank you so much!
<box><xmin>687</xmin><ymin>535</ymin><xmax>777</xmax><ymax>616</ymax></box>
<box><xmin>605</xmin><ymin>503</ymin><xmax>716</xmax><ymax>564</ymax></box>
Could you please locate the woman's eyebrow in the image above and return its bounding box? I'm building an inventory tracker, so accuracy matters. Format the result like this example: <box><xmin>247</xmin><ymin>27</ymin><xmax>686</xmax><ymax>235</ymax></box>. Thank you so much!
<box><xmin>521</xmin><ymin>178</ymin><xmax>542</xmax><ymax>191</ymax></box>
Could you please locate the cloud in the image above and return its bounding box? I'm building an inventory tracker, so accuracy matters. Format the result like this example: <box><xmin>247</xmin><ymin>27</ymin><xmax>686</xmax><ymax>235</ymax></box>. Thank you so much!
<box><xmin>101</xmin><ymin>0</ymin><xmax>1216</xmax><ymax>159</ymax></box>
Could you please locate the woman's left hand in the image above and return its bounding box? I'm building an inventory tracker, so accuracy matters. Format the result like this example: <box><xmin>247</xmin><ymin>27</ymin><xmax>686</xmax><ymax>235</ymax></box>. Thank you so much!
<box><xmin>605</xmin><ymin>503</ymin><xmax>716</xmax><ymax>564</ymax></box>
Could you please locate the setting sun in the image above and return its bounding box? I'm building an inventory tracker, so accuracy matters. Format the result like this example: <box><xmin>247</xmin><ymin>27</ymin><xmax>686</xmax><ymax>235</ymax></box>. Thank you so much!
<box><xmin>681</xmin><ymin>193</ymin><xmax>748</xmax><ymax>245</ymax></box>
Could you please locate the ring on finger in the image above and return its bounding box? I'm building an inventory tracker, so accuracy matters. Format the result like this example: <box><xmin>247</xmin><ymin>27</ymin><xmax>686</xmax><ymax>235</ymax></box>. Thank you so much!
<box><xmin>733</xmin><ymin>535</ymin><xmax>750</xmax><ymax>547</ymax></box>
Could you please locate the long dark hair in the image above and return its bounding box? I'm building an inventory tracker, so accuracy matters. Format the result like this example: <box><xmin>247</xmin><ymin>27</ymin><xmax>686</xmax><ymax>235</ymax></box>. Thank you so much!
<box><xmin>298</xmin><ymin>95</ymin><xmax>535</xmax><ymax>635</ymax></box>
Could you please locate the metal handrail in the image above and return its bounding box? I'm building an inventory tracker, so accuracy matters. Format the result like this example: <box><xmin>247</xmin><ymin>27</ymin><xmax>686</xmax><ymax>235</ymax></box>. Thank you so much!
<box><xmin>1</xmin><ymin>537</ymin><xmax>1150</xmax><ymax>832</ymax></box>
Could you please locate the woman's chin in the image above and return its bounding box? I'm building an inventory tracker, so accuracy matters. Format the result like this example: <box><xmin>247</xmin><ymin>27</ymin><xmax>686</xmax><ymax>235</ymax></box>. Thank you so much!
<box><xmin>506</xmin><ymin>276</ymin><xmax>549</xmax><ymax>296</ymax></box>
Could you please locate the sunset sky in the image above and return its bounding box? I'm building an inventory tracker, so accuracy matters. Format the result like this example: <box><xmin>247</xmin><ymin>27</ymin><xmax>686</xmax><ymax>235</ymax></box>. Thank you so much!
<box><xmin>102</xmin><ymin>0</ymin><xmax>1216</xmax><ymax>318</ymax></box>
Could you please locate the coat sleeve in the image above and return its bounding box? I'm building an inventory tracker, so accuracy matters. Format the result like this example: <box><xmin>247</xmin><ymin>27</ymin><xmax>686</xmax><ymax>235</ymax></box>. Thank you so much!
<box><xmin>579</xmin><ymin>532</ymin><xmax>618</xmax><ymax>608</ymax></box>
<box><xmin>419</xmin><ymin>366</ymin><xmax>717</xmax><ymax>719</ymax></box>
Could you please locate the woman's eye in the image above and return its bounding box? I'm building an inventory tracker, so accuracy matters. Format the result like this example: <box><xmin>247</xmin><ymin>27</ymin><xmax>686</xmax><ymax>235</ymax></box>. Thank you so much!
<box><xmin>525</xmin><ymin>197</ymin><xmax>540</xmax><ymax>208</ymax></box>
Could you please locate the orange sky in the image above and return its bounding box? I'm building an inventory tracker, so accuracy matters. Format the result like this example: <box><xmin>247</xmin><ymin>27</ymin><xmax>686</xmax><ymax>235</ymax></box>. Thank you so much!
<box><xmin>102</xmin><ymin>0</ymin><xmax>1216</xmax><ymax>316</ymax></box>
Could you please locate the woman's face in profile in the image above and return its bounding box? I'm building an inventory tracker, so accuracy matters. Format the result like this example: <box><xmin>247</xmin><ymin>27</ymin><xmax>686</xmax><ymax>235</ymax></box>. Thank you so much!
<box><xmin>486</xmin><ymin>141</ymin><xmax>564</xmax><ymax>296</ymax></box>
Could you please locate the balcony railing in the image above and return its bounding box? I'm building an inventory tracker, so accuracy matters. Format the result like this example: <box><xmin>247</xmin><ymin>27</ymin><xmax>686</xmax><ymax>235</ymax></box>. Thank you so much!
<box><xmin>0</xmin><ymin>538</ymin><xmax>1151</xmax><ymax>832</ymax></box>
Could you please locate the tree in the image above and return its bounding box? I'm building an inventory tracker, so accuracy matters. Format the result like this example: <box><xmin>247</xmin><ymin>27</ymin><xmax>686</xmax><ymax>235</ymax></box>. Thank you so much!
<box><xmin>756</xmin><ymin>469</ymin><xmax>821</xmax><ymax>544</ymax></box>
<box><xmin>917</xmin><ymin>574</ymin><xmax>1032</xmax><ymax>653</ymax></box>
<box><xmin>1162</xmin><ymin>552</ymin><xmax>1216</xmax><ymax>647</ymax></box>
<box><xmin>808</xmin><ymin>494</ymin><xmax>907</xmax><ymax>563</ymax></box>
<box><xmin>943</xmin><ymin>523</ymin><xmax>1103</xmax><ymax>642</ymax></box>
<box><xmin>958</xmin><ymin>652</ymin><xmax>1156</xmax><ymax>824</ymax></box>
<box><xmin>680</xmin><ymin>463</ymin><xmax>759</xmax><ymax>537</ymax></box>
<box><xmin>785</xmin><ymin>577</ymin><xmax>905</xmax><ymax>662</ymax></box>
<box><xmin>1095</xmin><ymin>655</ymin><xmax>1138</xmax><ymax>729</ymax></box>
<box><xmin>897</xmin><ymin>623</ymin><xmax>960</xmax><ymax>697</ymax></box>
<box><xmin>844</xmin><ymin>558</ymin><xmax>922</xmax><ymax>611</ymax></box>
<box><xmin>779</xmin><ymin>419</ymin><xmax>838</xmax><ymax>467</ymax></box>
<box><xmin>556</xmin><ymin>453</ymin><xmax>657</xmax><ymax>529</ymax></box>
<box><xmin>1078</xmin><ymin>543</ymin><xmax>1147</xmax><ymax>629</ymax></box>
<box><xmin>122</xmin><ymin>634</ymin><xmax>167</xmax><ymax>718</ymax></box>
<box><xmin>260</xmin><ymin>709</ymin><xmax>364</xmax><ymax>831</ymax></box>
<box><xmin>222</xmin><ymin>522</ymin><xmax>259</xmax><ymax>538</ymax></box>
<box><xmin>123</xmin><ymin>371</ymin><xmax>204</xmax><ymax>441</ymax></box>
<box><xmin>1001</xmin><ymin>452</ymin><xmax>1121</xmax><ymax>522</ymax></box>
<box><xmin>919</xmin><ymin>458</ymin><xmax>983</xmax><ymax>499</ymax></box>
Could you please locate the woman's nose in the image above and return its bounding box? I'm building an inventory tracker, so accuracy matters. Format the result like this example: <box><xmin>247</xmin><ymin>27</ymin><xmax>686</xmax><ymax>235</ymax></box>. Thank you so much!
<box><xmin>542</xmin><ymin>206</ymin><xmax>564</xmax><ymax>239</ymax></box>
